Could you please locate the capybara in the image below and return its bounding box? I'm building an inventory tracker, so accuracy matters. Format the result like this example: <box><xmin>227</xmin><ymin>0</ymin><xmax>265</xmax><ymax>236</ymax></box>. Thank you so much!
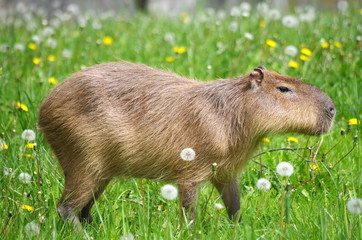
<box><xmin>39</xmin><ymin>62</ymin><xmax>335</xmax><ymax>225</ymax></box>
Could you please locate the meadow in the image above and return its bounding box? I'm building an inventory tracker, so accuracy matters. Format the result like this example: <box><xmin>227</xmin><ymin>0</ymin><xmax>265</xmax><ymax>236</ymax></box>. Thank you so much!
<box><xmin>0</xmin><ymin>2</ymin><xmax>361</xmax><ymax>239</ymax></box>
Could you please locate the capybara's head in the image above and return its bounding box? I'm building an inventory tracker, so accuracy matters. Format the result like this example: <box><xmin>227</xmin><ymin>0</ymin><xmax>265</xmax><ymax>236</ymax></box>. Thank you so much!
<box><xmin>242</xmin><ymin>66</ymin><xmax>335</xmax><ymax>136</ymax></box>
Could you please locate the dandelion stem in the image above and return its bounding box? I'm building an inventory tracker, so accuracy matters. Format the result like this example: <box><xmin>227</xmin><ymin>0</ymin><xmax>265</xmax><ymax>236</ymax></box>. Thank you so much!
<box><xmin>180</xmin><ymin>161</ymin><xmax>189</xmax><ymax>228</ymax></box>
<box><xmin>252</xmin><ymin>146</ymin><xmax>316</xmax><ymax>158</ymax></box>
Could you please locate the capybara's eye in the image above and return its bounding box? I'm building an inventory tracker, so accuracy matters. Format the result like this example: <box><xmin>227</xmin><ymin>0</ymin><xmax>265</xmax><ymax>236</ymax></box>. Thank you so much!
<box><xmin>277</xmin><ymin>86</ymin><xmax>291</xmax><ymax>93</ymax></box>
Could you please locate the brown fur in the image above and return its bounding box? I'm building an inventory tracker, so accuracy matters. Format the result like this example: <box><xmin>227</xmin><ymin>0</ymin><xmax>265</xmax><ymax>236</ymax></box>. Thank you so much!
<box><xmin>39</xmin><ymin>62</ymin><xmax>335</xmax><ymax>223</ymax></box>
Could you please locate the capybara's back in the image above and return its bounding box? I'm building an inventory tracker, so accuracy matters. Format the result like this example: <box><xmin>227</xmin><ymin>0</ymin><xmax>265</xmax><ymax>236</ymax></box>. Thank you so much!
<box><xmin>39</xmin><ymin>62</ymin><xmax>335</xmax><ymax>225</ymax></box>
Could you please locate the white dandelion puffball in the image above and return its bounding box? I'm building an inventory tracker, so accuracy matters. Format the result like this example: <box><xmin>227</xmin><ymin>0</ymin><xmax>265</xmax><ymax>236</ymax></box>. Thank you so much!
<box><xmin>276</xmin><ymin>162</ymin><xmax>294</xmax><ymax>177</ymax></box>
<box><xmin>161</xmin><ymin>184</ymin><xmax>178</xmax><ymax>200</ymax></box>
<box><xmin>180</xmin><ymin>148</ymin><xmax>196</xmax><ymax>161</ymax></box>
<box><xmin>347</xmin><ymin>198</ymin><xmax>362</xmax><ymax>214</ymax></box>
<box><xmin>25</xmin><ymin>221</ymin><xmax>40</xmax><ymax>236</ymax></box>
<box><xmin>244</xmin><ymin>32</ymin><xmax>254</xmax><ymax>40</ymax></box>
<box><xmin>46</xmin><ymin>38</ymin><xmax>58</xmax><ymax>48</ymax></box>
<box><xmin>62</xmin><ymin>49</ymin><xmax>73</xmax><ymax>58</ymax></box>
<box><xmin>240</xmin><ymin>2</ymin><xmax>251</xmax><ymax>13</ymax></box>
<box><xmin>256</xmin><ymin>178</ymin><xmax>271</xmax><ymax>190</ymax></box>
<box><xmin>282</xmin><ymin>15</ymin><xmax>299</xmax><ymax>28</ymax></box>
<box><xmin>19</xmin><ymin>172</ymin><xmax>32</xmax><ymax>184</ymax></box>
<box><xmin>215</xmin><ymin>203</ymin><xmax>224</xmax><ymax>210</ymax></box>
<box><xmin>299</xmin><ymin>7</ymin><xmax>316</xmax><ymax>22</ymax></box>
<box><xmin>267</xmin><ymin>9</ymin><xmax>281</xmax><ymax>20</ymax></box>
<box><xmin>120</xmin><ymin>233</ymin><xmax>135</xmax><ymax>240</ymax></box>
<box><xmin>229</xmin><ymin>22</ymin><xmax>238</xmax><ymax>32</ymax></box>
<box><xmin>230</xmin><ymin>6</ymin><xmax>241</xmax><ymax>17</ymax></box>
<box><xmin>14</xmin><ymin>43</ymin><xmax>25</xmax><ymax>52</ymax></box>
<box><xmin>21</xmin><ymin>129</ymin><xmax>36</xmax><ymax>141</ymax></box>
<box><xmin>337</xmin><ymin>1</ymin><xmax>349</xmax><ymax>12</ymax></box>
<box><xmin>256</xmin><ymin>2</ymin><xmax>269</xmax><ymax>15</ymax></box>
<box><xmin>284</xmin><ymin>45</ymin><xmax>298</xmax><ymax>57</ymax></box>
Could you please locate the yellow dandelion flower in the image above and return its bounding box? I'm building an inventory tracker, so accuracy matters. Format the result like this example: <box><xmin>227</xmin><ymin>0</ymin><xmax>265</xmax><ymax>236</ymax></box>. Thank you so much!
<box><xmin>48</xmin><ymin>77</ymin><xmax>58</xmax><ymax>85</ymax></box>
<box><xmin>165</xmin><ymin>57</ymin><xmax>175</xmax><ymax>63</ymax></box>
<box><xmin>181</xmin><ymin>12</ymin><xmax>190</xmax><ymax>23</ymax></box>
<box><xmin>16</xmin><ymin>102</ymin><xmax>28</xmax><ymax>112</ymax></box>
<box><xmin>333</xmin><ymin>42</ymin><xmax>342</xmax><ymax>48</ymax></box>
<box><xmin>102</xmin><ymin>36</ymin><xmax>113</xmax><ymax>45</ymax></box>
<box><xmin>288</xmin><ymin>136</ymin><xmax>298</xmax><ymax>143</ymax></box>
<box><xmin>262</xmin><ymin>137</ymin><xmax>271</xmax><ymax>143</ymax></box>
<box><xmin>0</xmin><ymin>142</ymin><xmax>8</xmax><ymax>150</ymax></box>
<box><xmin>266</xmin><ymin>40</ymin><xmax>277</xmax><ymax>48</ymax></box>
<box><xmin>321</xmin><ymin>42</ymin><xmax>329</xmax><ymax>48</ymax></box>
<box><xmin>360</xmin><ymin>8</ymin><xmax>362</xmax><ymax>15</ymax></box>
<box><xmin>300</xmin><ymin>48</ymin><xmax>312</xmax><ymax>56</ymax></box>
<box><xmin>23</xmin><ymin>154</ymin><xmax>32</xmax><ymax>157</ymax></box>
<box><xmin>26</xmin><ymin>143</ymin><xmax>35</xmax><ymax>149</ymax></box>
<box><xmin>311</xmin><ymin>164</ymin><xmax>319</xmax><ymax>171</ymax></box>
<box><xmin>288</xmin><ymin>61</ymin><xmax>299</xmax><ymax>68</ymax></box>
<box><xmin>348</xmin><ymin>118</ymin><xmax>360</xmax><ymax>125</ymax></box>
<box><xmin>33</xmin><ymin>58</ymin><xmax>40</xmax><ymax>65</ymax></box>
<box><xmin>300</xmin><ymin>55</ymin><xmax>311</xmax><ymax>61</ymax></box>
<box><xmin>259</xmin><ymin>21</ymin><xmax>266</xmax><ymax>28</ymax></box>
<box><xmin>47</xmin><ymin>55</ymin><xmax>56</xmax><ymax>62</ymax></box>
<box><xmin>177</xmin><ymin>47</ymin><xmax>186</xmax><ymax>54</ymax></box>
<box><xmin>21</xmin><ymin>204</ymin><xmax>34</xmax><ymax>211</ymax></box>
<box><xmin>28</xmin><ymin>43</ymin><xmax>37</xmax><ymax>50</ymax></box>
<box><xmin>172</xmin><ymin>46</ymin><xmax>187</xmax><ymax>54</ymax></box>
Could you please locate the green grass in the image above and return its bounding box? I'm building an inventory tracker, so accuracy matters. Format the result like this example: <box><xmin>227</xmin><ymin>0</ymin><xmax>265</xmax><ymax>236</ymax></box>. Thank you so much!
<box><xmin>1</xmin><ymin>3</ymin><xmax>361</xmax><ymax>239</ymax></box>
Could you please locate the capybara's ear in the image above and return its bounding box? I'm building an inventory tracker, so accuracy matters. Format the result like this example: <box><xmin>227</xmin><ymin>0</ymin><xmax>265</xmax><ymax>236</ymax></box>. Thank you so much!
<box><xmin>249</xmin><ymin>66</ymin><xmax>265</xmax><ymax>88</ymax></box>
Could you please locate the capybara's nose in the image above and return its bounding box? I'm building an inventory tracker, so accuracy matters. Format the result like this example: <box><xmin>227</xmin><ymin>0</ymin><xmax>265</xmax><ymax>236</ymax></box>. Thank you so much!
<box><xmin>329</xmin><ymin>106</ymin><xmax>335</xmax><ymax>116</ymax></box>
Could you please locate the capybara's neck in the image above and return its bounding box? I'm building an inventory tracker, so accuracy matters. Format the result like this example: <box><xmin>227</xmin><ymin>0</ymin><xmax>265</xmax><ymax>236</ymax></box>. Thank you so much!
<box><xmin>193</xmin><ymin>77</ymin><xmax>262</xmax><ymax>151</ymax></box>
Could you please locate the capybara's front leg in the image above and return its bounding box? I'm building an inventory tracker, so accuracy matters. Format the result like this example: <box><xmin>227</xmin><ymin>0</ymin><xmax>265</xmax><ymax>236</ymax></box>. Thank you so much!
<box><xmin>212</xmin><ymin>178</ymin><xmax>240</xmax><ymax>221</ymax></box>
<box><xmin>179</xmin><ymin>183</ymin><xmax>198</xmax><ymax>219</ymax></box>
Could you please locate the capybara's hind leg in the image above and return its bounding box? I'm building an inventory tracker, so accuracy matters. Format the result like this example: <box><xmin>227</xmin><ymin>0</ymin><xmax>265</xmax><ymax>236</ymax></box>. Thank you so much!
<box><xmin>179</xmin><ymin>183</ymin><xmax>198</xmax><ymax>219</ymax></box>
<box><xmin>58</xmin><ymin>173</ymin><xmax>107</xmax><ymax>228</ymax></box>
<box><xmin>212</xmin><ymin>178</ymin><xmax>240</xmax><ymax>221</ymax></box>
<box><xmin>79</xmin><ymin>179</ymin><xmax>110</xmax><ymax>223</ymax></box>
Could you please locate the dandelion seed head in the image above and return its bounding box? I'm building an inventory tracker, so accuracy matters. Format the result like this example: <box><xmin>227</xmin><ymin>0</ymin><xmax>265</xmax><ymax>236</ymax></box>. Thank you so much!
<box><xmin>299</xmin><ymin>7</ymin><xmax>316</xmax><ymax>22</ymax></box>
<box><xmin>21</xmin><ymin>129</ymin><xmax>36</xmax><ymax>141</ymax></box>
<box><xmin>31</xmin><ymin>35</ymin><xmax>42</xmax><ymax>44</ymax></box>
<box><xmin>256</xmin><ymin>178</ymin><xmax>271</xmax><ymax>190</ymax></box>
<box><xmin>62</xmin><ymin>49</ymin><xmax>72</xmax><ymax>58</ymax></box>
<box><xmin>229</xmin><ymin>22</ymin><xmax>238</xmax><ymax>32</ymax></box>
<box><xmin>19</xmin><ymin>172</ymin><xmax>32</xmax><ymax>184</ymax></box>
<box><xmin>42</xmin><ymin>27</ymin><xmax>55</xmax><ymax>37</ymax></box>
<box><xmin>25</xmin><ymin>221</ymin><xmax>40</xmax><ymax>236</ymax></box>
<box><xmin>230</xmin><ymin>6</ymin><xmax>241</xmax><ymax>17</ymax></box>
<box><xmin>3</xmin><ymin>168</ymin><xmax>13</xmax><ymax>176</ymax></box>
<box><xmin>164</xmin><ymin>32</ymin><xmax>175</xmax><ymax>44</ymax></box>
<box><xmin>337</xmin><ymin>1</ymin><xmax>349</xmax><ymax>12</ymax></box>
<box><xmin>267</xmin><ymin>9</ymin><xmax>281</xmax><ymax>20</ymax></box>
<box><xmin>161</xmin><ymin>184</ymin><xmax>178</xmax><ymax>200</ymax></box>
<box><xmin>215</xmin><ymin>203</ymin><xmax>224</xmax><ymax>210</ymax></box>
<box><xmin>46</xmin><ymin>38</ymin><xmax>58</xmax><ymax>48</ymax></box>
<box><xmin>244</xmin><ymin>32</ymin><xmax>254</xmax><ymax>40</ymax></box>
<box><xmin>14</xmin><ymin>43</ymin><xmax>25</xmax><ymax>52</ymax></box>
<box><xmin>120</xmin><ymin>233</ymin><xmax>135</xmax><ymax>240</ymax></box>
<box><xmin>276</xmin><ymin>162</ymin><xmax>294</xmax><ymax>176</ymax></box>
<box><xmin>257</xmin><ymin>3</ymin><xmax>269</xmax><ymax>15</ymax></box>
<box><xmin>180</xmin><ymin>148</ymin><xmax>196</xmax><ymax>161</ymax></box>
<box><xmin>240</xmin><ymin>2</ymin><xmax>251</xmax><ymax>13</ymax></box>
<box><xmin>347</xmin><ymin>198</ymin><xmax>362</xmax><ymax>214</ymax></box>
<box><xmin>282</xmin><ymin>15</ymin><xmax>299</xmax><ymax>28</ymax></box>
<box><xmin>284</xmin><ymin>45</ymin><xmax>298</xmax><ymax>57</ymax></box>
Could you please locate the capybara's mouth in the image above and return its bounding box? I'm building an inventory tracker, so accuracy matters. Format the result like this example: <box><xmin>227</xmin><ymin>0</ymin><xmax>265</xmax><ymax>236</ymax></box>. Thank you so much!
<box><xmin>314</xmin><ymin>113</ymin><xmax>335</xmax><ymax>135</ymax></box>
